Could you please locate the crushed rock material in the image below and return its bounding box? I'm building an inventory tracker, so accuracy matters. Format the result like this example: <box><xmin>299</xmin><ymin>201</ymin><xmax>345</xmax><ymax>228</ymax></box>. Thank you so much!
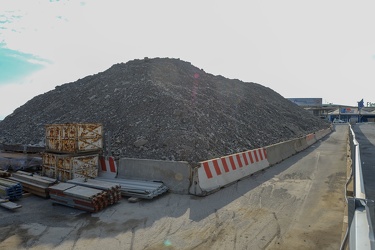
<box><xmin>0</xmin><ymin>57</ymin><xmax>330</xmax><ymax>165</ymax></box>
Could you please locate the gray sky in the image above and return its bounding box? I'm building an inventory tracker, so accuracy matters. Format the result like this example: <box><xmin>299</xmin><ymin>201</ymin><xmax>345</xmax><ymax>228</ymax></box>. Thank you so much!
<box><xmin>1</xmin><ymin>0</ymin><xmax>374</xmax><ymax>119</ymax></box>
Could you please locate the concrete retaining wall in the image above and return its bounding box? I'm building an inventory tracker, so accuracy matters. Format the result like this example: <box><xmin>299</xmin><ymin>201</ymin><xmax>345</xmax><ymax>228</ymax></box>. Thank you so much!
<box><xmin>118</xmin><ymin>158</ymin><xmax>191</xmax><ymax>194</ymax></box>
<box><xmin>118</xmin><ymin>127</ymin><xmax>333</xmax><ymax>196</ymax></box>
<box><xmin>190</xmin><ymin>127</ymin><xmax>333</xmax><ymax>196</ymax></box>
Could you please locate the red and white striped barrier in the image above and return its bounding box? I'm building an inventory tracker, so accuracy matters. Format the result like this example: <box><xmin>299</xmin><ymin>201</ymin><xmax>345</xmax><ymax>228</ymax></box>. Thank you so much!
<box><xmin>190</xmin><ymin>128</ymin><xmax>333</xmax><ymax>196</ymax></box>
<box><xmin>99</xmin><ymin>156</ymin><xmax>117</xmax><ymax>178</ymax></box>
<box><xmin>197</xmin><ymin>148</ymin><xmax>269</xmax><ymax>193</ymax></box>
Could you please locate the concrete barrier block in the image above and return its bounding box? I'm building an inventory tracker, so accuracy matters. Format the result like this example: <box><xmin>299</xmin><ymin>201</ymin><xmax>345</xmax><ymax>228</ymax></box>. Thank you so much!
<box><xmin>118</xmin><ymin>127</ymin><xmax>333</xmax><ymax>197</ymax></box>
<box><xmin>191</xmin><ymin>148</ymin><xmax>270</xmax><ymax>195</ymax></box>
<box><xmin>294</xmin><ymin>137</ymin><xmax>309</xmax><ymax>152</ymax></box>
<box><xmin>306</xmin><ymin>133</ymin><xmax>317</xmax><ymax>147</ymax></box>
<box><xmin>189</xmin><ymin>167</ymin><xmax>205</xmax><ymax>195</ymax></box>
<box><xmin>118</xmin><ymin>158</ymin><xmax>192</xmax><ymax>194</ymax></box>
<box><xmin>315</xmin><ymin>127</ymin><xmax>332</xmax><ymax>140</ymax></box>
<box><xmin>265</xmin><ymin>139</ymin><xmax>297</xmax><ymax>165</ymax></box>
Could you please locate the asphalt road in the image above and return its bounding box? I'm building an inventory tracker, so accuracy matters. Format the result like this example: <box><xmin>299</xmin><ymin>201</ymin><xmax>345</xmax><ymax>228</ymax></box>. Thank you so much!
<box><xmin>352</xmin><ymin>123</ymin><xmax>375</xmax><ymax>201</ymax></box>
<box><xmin>0</xmin><ymin>125</ymin><xmax>348</xmax><ymax>250</ymax></box>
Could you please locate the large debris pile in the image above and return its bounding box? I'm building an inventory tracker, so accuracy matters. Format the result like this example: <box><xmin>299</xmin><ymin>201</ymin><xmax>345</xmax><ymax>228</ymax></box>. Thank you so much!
<box><xmin>0</xmin><ymin>58</ymin><xmax>329</xmax><ymax>164</ymax></box>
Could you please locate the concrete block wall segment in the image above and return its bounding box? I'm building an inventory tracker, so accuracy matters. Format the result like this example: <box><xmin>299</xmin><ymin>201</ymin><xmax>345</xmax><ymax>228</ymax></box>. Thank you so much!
<box><xmin>265</xmin><ymin>139</ymin><xmax>298</xmax><ymax>166</ymax></box>
<box><xmin>306</xmin><ymin>133</ymin><xmax>317</xmax><ymax>146</ymax></box>
<box><xmin>315</xmin><ymin>127</ymin><xmax>332</xmax><ymax>140</ymax></box>
<box><xmin>189</xmin><ymin>168</ymin><xmax>203</xmax><ymax>195</ymax></box>
<box><xmin>118</xmin><ymin>127</ymin><xmax>333</xmax><ymax>196</ymax></box>
<box><xmin>294</xmin><ymin>136</ymin><xmax>309</xmax><ymax>152</ymax></box>
<box><xmin>192</xmin><ymin>126</ymin><xmax>333</xmax><ymax>196</ymax></box>
<box><xmin>118</xmin><ymin>158</ymin><xmax>191</xmax><ymax>194</ymax></box>
<box><xmin>191</xmin><ymin>148</ymin><xmax>269</xmax><ymax>195</ymax></box>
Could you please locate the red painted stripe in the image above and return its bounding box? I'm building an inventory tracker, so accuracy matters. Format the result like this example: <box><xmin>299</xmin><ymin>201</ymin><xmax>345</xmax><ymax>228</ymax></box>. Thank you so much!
<box><xmin>242</xmin><ymin>152</ymin><xmax>249</xmax><ymax>165</ymax></box>
<box><xmin>213</xmin><ymin>160</ymin><xmax>222</xmax><ymax>175</ymax></box>
<box><xmin>203</xmin><ymin>162</ymin><xmax>213</xmax><ymax>179</ymax></box>
<box><xmin>221</xmin><ymin>158</ymin><xmax>230</xmax><ymax>172</ymax></box>
<box><xmin>263</xmin><ymin>149</ymin><xmax>268</xmax><ymax>159</ymax></box>
<box><xmin>248</xmin><ymin>151</ymin><xmax>254</xmax><ymax>164</ymax></box>
<box><xmin>229</xmin><ymin>156</ymin><xmax>236</xmax><ymax>170</ymax></box>
<box><xmin>100</xmin><ymin>157</ymin><xmax>107</xmax><ymax>171</ymax></box>
<box><xmin>236</xmin><ymin>154</ymin><xmax>243</xmax><ymax>168</ymax></box>
<box><xmin>253</xmin><ymin>150</ymin><xmax>259</xmax><ymax>162</ymax></box>
<box><xmin>109</xmin><ymin>157</ymin><xmax>117</xmax><ymax>173</ymax></box>
<box><xmin>258</xmin><ymin>149</ymin><xmax>264</xmax><ymax>161</ymax></box>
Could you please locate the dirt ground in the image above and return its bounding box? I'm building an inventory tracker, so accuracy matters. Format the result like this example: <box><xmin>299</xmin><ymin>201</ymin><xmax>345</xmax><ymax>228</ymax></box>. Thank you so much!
<box><xmin>0</xmin><ymin>125</ymin><xmax>348</xmax><ymax>250</ymax></box>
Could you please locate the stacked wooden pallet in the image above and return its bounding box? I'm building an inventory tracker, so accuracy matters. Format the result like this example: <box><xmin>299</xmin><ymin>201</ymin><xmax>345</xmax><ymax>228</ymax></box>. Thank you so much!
<box><xmin>49</xmin><ymin>182</ymin><xmax>119</xmax><ymax>212</ymax></box>
<box><xmin>9</xmin><ymin>172</ymin><xmax>57</xmax><ymax>198</ymax></box>
<box><xmin>0</xmin><ymin>177</ymin><xmax>23</xmax><ymax>200</ymax></box>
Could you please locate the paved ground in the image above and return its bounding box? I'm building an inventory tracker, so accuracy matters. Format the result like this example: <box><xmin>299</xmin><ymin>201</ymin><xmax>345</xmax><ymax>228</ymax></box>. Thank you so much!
<box><xmin>0</xmin><ymin>126</ymin><xmax>348</xmax><ymax>250</ymax></box>
<box><xmin>352</xmin><ymin>123</ymin><xmax>375</xmax><ymax>201</ymax></box>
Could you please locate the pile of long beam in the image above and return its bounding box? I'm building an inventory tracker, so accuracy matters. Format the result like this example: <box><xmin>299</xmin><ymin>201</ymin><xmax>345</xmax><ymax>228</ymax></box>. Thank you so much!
<box><xmin>67</xmin><ymin>178</ymin><xmax>121</xmax><ymax>205</ymax></box>
<box><xmin>0</xmin><ymin>198</ymin><xmax>22</xmax><ymax>210</ymax></box>
<box><xmin>0</xmin><ymin>178</ymin><xmax>23</xmax><ymax>200</ymax></box>
<box><xmin>9</xmin><ymin>172</ymin><xmax>57</xmax><ymax>198</ymax></box>
<box><xmin>0</xmin><ymin>170</ymin><xmax>11</xmax><ymax>178</ymax></box>
<box><xmin>95</xmin><ymin>177</ymin><xmax>169</xmax><ymax>199</ymax></box>
<box><xmin>49</xmin><ymin>182</ymin><xmax>116</xmax><ymax>212</ymax></box>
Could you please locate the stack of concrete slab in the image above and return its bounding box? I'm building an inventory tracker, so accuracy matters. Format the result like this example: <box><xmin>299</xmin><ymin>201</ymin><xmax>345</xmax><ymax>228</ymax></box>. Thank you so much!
<box><xmin>67</xmin><ymin>178</ymin><xmax>121</xmax><ymax>205</ymax></box>
<box><xmin>42</xmin><ymin>123</ymin><xmax>102</xmax><ymax>181</ymax></box>
<box><xmin>48</xmin><ymin>183</ymin><xmax>104</xmax><ymax>212</ymax></box>
<box><xmin>49</xmin><ymin>182</ymin><xmax>116</xmax><ymax>212</ymax></box>
<box><xmin>96</xmin><ymin>177</ymin><xmax>168</xmax><ymax>199</ymax></box>
<box><xmin>9</xmin><ymin>172</ymin><xmax>57</xmax><ymax>198</ymax></box>
<box><xmin>0</xmin><ymin>177</ymin><xmax>23</xmax><ymax>200</ymax></box>
<box><xmin>0</xmin><ymin>170</ymin><xmax>11</xmax><ymax>178</ymax></box>
<box><xmin>0</xmin><ymin>198</ymin><xmax>22</xmax><ymax>210</ymax></box>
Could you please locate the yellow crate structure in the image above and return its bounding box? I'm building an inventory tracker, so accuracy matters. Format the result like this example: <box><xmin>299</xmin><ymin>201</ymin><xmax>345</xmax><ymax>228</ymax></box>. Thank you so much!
<box><xmin>45</xmin><ymin>123</ymin><xmax>103</xmax><ymax>153</ymax></box>
<box><xmin>42</xmin><ymin>153</ymin><xmax>99</xmax><ymax>182</ymax></box>
<box><xmin>43</xmin><ymin>123</ymin><xmax>102</xmax><ymax>181</ymax></box>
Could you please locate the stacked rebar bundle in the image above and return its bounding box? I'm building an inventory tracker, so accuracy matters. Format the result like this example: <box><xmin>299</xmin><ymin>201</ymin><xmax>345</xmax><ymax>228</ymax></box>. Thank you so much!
<box><xmin>95</xmin><ymin>177</ymin><xmax>169</xmax><ymax>199</ymax></box>
<box><xmin>49</xmin><ymin>182</ymin><xmax>117</xmax><ymax>212</ymax></box>
<box><xmin>67</xmin><ymin>178</ymin><xmax>121</xmax><ymax>205</ymax></box>
<box><xmin>0</xmin><ymin>177</ymin><xmax>23</xmax><ymax>201</ymax></box>
<box><xmin>9</xmin><ymin>172</ymin><xmax>57</xmax><ymax>198</ymax></box>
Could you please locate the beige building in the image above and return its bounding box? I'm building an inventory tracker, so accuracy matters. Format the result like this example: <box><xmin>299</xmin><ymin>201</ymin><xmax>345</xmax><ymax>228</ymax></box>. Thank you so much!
<box><xmin>288</xmin><ymin>98</ymin><xmax>375</xmax><ymax>123</ymax></box>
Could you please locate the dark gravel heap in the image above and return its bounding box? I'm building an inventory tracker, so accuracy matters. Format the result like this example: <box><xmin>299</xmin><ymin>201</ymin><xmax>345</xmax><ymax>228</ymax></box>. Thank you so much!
<box><xmin>0</xmin><ymin>58</ymin><xmax>329</xmax><ymax>165</ymax></box>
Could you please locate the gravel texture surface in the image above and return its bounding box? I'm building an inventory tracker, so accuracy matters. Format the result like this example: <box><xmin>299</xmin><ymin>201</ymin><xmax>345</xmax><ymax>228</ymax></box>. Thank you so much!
<box><xmin>0</xmin><ymin>58</ymin><xmax>330</xmax><ymax>165</ymax></box>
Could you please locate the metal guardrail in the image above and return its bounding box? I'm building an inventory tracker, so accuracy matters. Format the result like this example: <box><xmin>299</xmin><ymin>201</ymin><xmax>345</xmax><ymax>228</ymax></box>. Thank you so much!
<box><xmin>340</xmin><ymin>125</ymin><xmax>375</xmax><ymax>249</ymax></box>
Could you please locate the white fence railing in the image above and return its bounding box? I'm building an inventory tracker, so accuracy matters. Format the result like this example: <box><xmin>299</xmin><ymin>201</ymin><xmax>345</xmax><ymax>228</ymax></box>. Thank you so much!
<box><xmin>340</xmin><ymin>125</ymin><xmax>375</xmax><ymax>249</ymax></box>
